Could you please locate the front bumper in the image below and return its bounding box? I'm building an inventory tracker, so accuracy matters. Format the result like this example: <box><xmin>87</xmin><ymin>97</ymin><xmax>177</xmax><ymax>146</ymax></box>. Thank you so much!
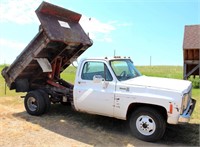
<box><xmin>178</xmin><ymin>98</ymin><xmax>196</xmax><ymax>123</ymax></box>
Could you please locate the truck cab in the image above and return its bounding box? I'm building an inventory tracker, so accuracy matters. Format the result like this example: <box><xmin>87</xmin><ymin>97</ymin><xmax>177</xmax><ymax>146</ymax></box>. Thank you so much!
<box><xmin>74</xmin><ymin>57</ymin><xmax>141</xmax><ymax>117</ymax></box>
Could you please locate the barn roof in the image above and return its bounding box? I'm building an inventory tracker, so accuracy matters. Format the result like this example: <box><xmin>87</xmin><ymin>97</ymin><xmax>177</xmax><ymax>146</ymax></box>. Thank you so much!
<box><xmin>183</xmin><ymin>25</ymin><xmax>200</xmax><ymax>49</ymax></box>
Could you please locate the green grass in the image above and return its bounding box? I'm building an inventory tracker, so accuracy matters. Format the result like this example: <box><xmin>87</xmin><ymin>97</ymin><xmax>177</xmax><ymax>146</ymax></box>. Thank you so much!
<box><xmin>61</xmin><ymin>66</ymin><xmax>76</xmax><ymax>84</ymax></box>
<box><xmin>0</xmin><ymin>65</ymin><xmax>23</xmax><ymax>97</ymax></box>
<box><xmin>137</xmin><ymin>66</ymin><xmax>183</xmax><ymax>79</ymax></box>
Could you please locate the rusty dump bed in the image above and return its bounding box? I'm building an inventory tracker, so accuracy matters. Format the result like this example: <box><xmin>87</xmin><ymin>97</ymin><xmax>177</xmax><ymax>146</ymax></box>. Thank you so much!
<box><xmin>2</xmin><ymin>2</ymin><xmax>92</xmax><ymax>91</ymax></box>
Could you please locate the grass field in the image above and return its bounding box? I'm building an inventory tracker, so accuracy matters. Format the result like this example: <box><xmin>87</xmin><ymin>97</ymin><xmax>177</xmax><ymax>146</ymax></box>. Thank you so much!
<box><xmin>0</xmin><ymin>65</ymin><xmax>199</xmax><ymax>122</ymax></box>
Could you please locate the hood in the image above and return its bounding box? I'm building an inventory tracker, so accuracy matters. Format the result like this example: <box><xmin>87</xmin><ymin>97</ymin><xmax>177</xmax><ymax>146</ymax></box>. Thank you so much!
<box><xmin>122</xmin><ymin>76</ymin><xmax>192</xmax><ymax>93</ymax></box>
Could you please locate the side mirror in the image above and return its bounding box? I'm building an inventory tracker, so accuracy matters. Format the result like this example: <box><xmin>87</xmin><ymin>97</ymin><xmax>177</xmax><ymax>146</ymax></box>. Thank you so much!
<box><xmin>93</xmin><ymin>75</ymin><xmax>104</xmax><ymax>83</ymax></box>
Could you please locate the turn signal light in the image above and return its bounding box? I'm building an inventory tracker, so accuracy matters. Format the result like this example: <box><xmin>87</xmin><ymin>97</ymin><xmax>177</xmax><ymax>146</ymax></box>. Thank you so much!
<box><xmin>169</xmin><ymin>103</ymin><xmax>173</xmax><ymax>114</ymax></box>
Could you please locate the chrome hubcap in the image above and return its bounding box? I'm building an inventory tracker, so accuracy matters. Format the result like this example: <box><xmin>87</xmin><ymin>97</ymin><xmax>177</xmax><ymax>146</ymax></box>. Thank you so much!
<box><xmin>27</xmin><ymin>97</ymin><xmax>37</xmax><ymax>111</ymax></box>
<box><xmin>136</xmin><ymin>115</ymin><xmax>156</xmax><ymax>136</ymax></box>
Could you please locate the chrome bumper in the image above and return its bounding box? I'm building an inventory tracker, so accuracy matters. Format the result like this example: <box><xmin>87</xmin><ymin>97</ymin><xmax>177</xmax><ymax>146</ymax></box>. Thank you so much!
<box><xmin>179</xmin><ymin>98</ymin><xmax>196</xmax><ymax>123</ymax></box>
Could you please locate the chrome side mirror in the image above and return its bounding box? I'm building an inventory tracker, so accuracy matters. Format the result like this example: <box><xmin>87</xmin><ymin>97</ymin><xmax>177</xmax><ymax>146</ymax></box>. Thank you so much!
<box><xmin>93</xmin><ymin>75</ymin><xmax>105</xmax><ymax>83</ymax></box>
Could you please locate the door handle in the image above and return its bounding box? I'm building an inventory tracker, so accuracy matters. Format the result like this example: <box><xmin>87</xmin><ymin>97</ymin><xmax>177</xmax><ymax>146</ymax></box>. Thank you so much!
<box><xmin>78</xmin><ymin>81</ymin><xmax>86</xmax><ymax>84</ymax></box>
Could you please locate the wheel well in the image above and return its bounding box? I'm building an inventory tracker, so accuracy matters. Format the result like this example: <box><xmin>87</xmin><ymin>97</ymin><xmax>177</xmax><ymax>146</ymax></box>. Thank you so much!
<box><xmin>126</xmin><ymin>103</ymin><xmax>167</xmax><ymax>121</ymax></box>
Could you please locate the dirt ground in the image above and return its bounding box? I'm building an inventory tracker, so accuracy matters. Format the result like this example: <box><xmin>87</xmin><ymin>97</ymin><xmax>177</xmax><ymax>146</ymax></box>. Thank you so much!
<box><xmin>0</xmin><ymin>96</ymin><xmax>199</xmax><ymax>147</ymax></box>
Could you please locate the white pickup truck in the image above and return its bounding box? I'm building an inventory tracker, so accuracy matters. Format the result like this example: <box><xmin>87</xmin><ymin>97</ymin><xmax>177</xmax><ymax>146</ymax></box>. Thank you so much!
<box><xmin>18</xmin><ymin>56</ymin><xmax>196</xmax><ymax>142</ymax></box>
<box><xmin>1</xmin><ymin>1</ymin><xmax>196</xmax><ymax>142</ymax></box>
<box><xmin>72</xmin><ymin>57</ymin><xmax>196</xmax><ymax>141</ymax></box>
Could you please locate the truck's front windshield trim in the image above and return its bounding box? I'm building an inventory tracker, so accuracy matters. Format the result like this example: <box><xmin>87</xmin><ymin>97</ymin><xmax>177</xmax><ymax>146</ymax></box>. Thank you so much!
<box><xmin>110</xmin><ymin>59</ymin><xmax>141</xmax><ymax>81</ymax></box>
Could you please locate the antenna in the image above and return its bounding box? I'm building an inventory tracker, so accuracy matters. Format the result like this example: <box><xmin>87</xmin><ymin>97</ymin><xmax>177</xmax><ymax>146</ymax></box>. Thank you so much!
<box><xmin>150</xmin><ymin>56</ymin><xmax>152</xmax><ymax>66</ymax></box>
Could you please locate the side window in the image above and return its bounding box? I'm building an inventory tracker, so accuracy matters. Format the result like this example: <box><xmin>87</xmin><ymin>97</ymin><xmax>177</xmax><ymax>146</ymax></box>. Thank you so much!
<box><xmin>81</xmin><ymin>61</ymin><xmax>113</xmax><ymax>81</ymax></box>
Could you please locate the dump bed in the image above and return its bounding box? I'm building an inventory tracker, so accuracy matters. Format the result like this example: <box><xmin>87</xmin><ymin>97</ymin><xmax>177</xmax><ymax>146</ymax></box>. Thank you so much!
<box><xmin>2</xmin><ymin>2</ymin><xmax>92</xmax><ymax>91</ymax></box>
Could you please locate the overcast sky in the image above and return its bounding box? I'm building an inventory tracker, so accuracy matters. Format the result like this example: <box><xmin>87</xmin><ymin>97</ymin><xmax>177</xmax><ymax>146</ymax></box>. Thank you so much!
<box><xmin>0</xmin><ymin>0</ymin><xmax>199</xmax><ymax>65</ymax></box>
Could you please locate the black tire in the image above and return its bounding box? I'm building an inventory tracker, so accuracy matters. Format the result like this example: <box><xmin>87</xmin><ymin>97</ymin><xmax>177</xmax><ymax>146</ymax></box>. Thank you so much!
<box><xmin>129</xmin><ymin>107</ymin><xmax>166</xmax><ymax>142</ymax></box>
<box><xmin>38</xmin><ymin>90</ymin><xmax>51</xmax><ymax>113</ymax></box>
<box><xmin>24</xmin><ymin>91</ymin><xmax>46</xmax><ymax>116</ymax></box>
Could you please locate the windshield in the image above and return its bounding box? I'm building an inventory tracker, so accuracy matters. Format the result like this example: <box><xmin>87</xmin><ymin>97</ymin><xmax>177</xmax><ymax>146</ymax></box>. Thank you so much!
<box><xmin>110</xmin><ymin>59</ymin><xmax>141</xmax><ymax>81</ymax></box>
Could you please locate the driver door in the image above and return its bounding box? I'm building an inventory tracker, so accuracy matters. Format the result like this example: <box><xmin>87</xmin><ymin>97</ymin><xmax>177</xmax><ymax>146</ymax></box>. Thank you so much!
<box><xmin>74</xmin><ymin>61</ymin><xmax>115</xmax><ymax>117</ymax></box>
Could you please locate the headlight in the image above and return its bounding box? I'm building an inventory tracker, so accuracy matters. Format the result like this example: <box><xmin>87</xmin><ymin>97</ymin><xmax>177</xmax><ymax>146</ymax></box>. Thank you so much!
<box><xmin>181</xmin><ymin>93</ymin><xmax>190</xmax><ymax>114</ymax></box>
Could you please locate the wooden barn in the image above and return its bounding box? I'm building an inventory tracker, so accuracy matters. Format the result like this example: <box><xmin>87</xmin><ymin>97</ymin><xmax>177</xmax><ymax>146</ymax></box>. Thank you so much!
<box><xmin>183</xmin><ymin>25</ymin><xmax>200</xmax><ymax>80</ymax></box>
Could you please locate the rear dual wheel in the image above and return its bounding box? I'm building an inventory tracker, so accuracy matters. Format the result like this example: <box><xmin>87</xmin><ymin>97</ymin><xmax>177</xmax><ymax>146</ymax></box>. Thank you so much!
<box><xmin>38</xmin><ymin>90</ymin><xmax>51</xmax><ymax>113</ymax></box>
<box><xmin>24</xmin><ymin>90</ymin><xmax>50</xmax><ymax>116</ymax></box>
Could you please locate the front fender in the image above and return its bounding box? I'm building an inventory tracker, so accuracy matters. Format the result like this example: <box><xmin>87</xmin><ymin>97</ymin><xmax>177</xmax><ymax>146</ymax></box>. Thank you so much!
<box><xmin>113</xmin><ymin>93</ymin><xmax>178</xmax><ymax>121</ymax></box>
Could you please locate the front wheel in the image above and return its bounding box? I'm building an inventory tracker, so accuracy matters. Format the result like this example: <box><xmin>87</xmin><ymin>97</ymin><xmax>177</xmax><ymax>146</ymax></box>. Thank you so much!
<box><xmin>129</xmin><ymin>107</ymin><xmax>166</xmax><ymax>142</ymax></box>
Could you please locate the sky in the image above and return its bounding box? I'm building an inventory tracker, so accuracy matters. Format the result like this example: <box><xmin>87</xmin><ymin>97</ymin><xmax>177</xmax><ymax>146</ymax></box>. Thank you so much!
<box><xmin>0</xmin><ymin>0</ymin><xmax>199</xmax><ymax>66</ymax></box>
